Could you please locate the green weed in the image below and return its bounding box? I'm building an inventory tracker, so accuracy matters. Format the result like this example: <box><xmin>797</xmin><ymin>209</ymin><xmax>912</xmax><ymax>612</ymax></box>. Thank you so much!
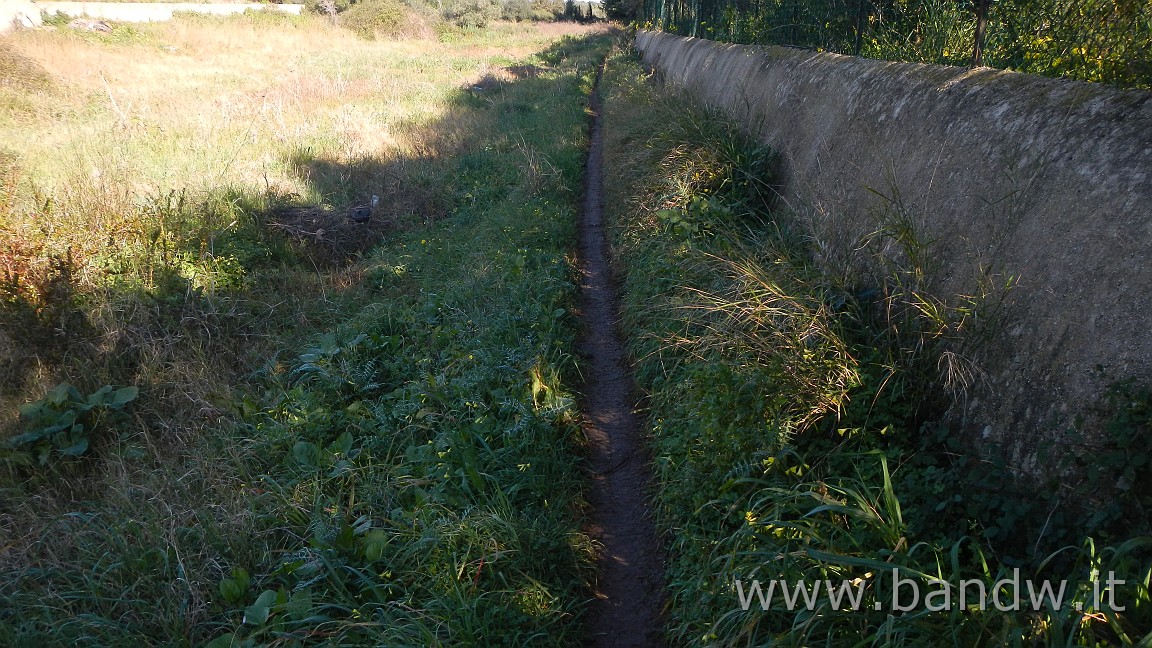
<box><xmin>0</xmin><ymin>19</ymin><xmax>612</xmax><ymax>646</ymax></box>
<box><xmin>600</xmin><ymin>45</ymin><xmax>1152</xmax><ymax>647</ymax></box>
<box><xmin>3</xmin><ymin>383</ymin><xmax>138</xmax><ymax>466</ymax></box>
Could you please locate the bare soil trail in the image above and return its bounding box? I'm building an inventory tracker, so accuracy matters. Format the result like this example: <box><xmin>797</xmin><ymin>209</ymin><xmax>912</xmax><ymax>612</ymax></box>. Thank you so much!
<box><xmin>578</xmin><ymin>63</ymin><xmax>667</xmax><ymax>648</ymax></box>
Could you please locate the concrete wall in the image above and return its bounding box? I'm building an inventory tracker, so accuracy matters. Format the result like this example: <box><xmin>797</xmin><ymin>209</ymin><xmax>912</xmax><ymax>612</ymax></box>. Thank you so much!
<box><xmin>2</xmin><ymin>1</ymin><xmax>44</xmax><ymax>29</ymax></box>
<box><xmin>634</xmin><ymin>30</ymin><xmax>1152</xmax><ymax>465</ymax></box>
<box><xmin>2</xmin><ymin>1</ymin><xmax>302</xmax><ymax>29</ymax></box>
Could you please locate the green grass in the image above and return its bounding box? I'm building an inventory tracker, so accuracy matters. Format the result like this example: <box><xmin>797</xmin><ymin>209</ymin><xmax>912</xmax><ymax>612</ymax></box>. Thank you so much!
<box><xmin>599</xmin><ymin>46</ymin><xmax>1152</xmax><ymax>646</ymax></box>
<box><xmin>0</xmin><ymin>15</ymin><xmax>612</xmax><ymax>646</ymax></box>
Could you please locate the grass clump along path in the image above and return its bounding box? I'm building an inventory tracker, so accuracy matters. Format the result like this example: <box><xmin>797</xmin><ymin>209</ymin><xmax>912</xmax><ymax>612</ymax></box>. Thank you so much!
<box><xmin>599</xmin><ymin>49</ymin><xmax>1152</xmax><ymax>646</ymax></box>
<box><xmin>1</xmin><ymin>13</ymin><xmax>616</xmax><ymax>645</ymax></box>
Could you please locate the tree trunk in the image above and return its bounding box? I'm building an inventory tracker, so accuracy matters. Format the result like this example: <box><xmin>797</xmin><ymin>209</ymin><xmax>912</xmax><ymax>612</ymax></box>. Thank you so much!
<box><xmin>972</xmin><ymin>0</ymin><xmax>990</xmax><ymax>67</ymax></box>
<box><xmin>854</xmin><ymin>0</ymin><xmax>868</xmax><ymax>55</ymax></box>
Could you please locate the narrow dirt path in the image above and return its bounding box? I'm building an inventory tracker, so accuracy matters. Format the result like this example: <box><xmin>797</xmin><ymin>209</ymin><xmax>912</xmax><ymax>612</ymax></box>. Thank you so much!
<box><xmin>578</xmin><ymin>63</ymin><xmax>666</xmax><ymax>648</ymax></box>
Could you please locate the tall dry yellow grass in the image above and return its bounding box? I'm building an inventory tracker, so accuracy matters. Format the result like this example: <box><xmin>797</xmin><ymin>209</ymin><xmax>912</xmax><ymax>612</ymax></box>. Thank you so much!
<box><xmin>0</xmin><ymin>13</ymin><xmax>602</xmax><ymax>436</ymax></box>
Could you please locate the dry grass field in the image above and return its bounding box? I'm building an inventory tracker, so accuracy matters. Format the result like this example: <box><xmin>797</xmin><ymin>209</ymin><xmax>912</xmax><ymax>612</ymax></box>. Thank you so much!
<box><xmin>1</xmin><ymin>12</ymin><xmax>612</xmax><ymax>645</ymax></box>
<box><xmin>1</xmin><ymin>13</ymin><xmax>601</xmax><ymax>425</ymax></box>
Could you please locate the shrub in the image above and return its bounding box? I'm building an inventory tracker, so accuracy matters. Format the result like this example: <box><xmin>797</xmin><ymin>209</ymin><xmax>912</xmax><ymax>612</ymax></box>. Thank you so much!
<box><xmin>443</xmin><ymin>0</ymin><xmax>501</xmax><ymax>29</ymax></box>
<box><xmin>501</xmin><ymin>0</ymin><xmax>567</xmax><ymax>22</ymax></box>
<box><xmin>501</xmin><ymin>0</ymin><xmax>534</xmax><ymax>22</ymax></box>
<box><xmin>339</xmin><ymin>0</ymin><xmax>412</xmax><ymax>38</ymax></box>
<box><xmin>563</xmin><ymin>0</ymin><xmax>602</xmax><ymax>22</ymax></box>
<box><xmin>5</xmin><ymin>383</ymin><xmax>138</xmax><ymax>465</ymax></box>
<box><xmin>530</xmin><ymin>0</ymin><xmax>566</xmax><ymax>20</ymax></box>
<box><xmin>38</xmin><ymin>11</ymin><xmax>72</xmax><ymax>28</ymax></box>
<box><xmin>603</xmin><ymin>0</ymin><xmax>639</xmax><ymax>21</ymax></box>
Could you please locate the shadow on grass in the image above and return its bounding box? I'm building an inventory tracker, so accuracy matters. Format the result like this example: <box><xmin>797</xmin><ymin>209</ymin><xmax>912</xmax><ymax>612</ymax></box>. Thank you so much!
<box><xmin>0</xmin><ymin>28</ymin><xmax>612</xmax><ymax>469</ymax></box>
<box><xmin>0</xmin><ymin>25</ymin><xmax>616</xmax><ymax>648</ymax></box>
<box><xmin>274</xmin><ymin>30</ymin><xmax>614</xmax><ymax>261</ymax></box>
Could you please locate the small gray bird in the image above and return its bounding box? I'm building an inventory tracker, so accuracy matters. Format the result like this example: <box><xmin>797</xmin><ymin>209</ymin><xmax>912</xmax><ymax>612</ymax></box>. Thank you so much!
<box><xmin>350</xmin><ymin>195</ymin><xmax>379</xmax><ymax>223</ymax></box>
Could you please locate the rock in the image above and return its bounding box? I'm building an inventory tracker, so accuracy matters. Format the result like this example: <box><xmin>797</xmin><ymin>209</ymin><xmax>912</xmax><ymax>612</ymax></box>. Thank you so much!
<box><xmin>68</xmin><ymin>19</ymin><xmax>114</xmax><ymax>33</ymax></box>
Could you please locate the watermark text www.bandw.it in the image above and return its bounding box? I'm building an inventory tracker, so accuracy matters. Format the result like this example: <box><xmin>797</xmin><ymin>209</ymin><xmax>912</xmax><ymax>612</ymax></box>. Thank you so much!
<box><xmin>734</xmin><ymin>569</ymin><xmax>1127</xmax><ymax>612</ymax></box>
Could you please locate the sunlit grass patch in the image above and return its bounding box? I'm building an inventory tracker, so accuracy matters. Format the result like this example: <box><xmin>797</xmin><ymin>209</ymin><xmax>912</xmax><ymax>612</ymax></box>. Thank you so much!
<box><xmin>1</xmin><ymin>15</ymin><xmax>612</xmax><ymax>645</ymax></box>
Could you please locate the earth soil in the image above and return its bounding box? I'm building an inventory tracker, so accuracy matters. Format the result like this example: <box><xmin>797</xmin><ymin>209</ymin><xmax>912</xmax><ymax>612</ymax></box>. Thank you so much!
<box><xmin>577</xmin><ymin>62</ymin><xmax>667</xmax><ymax>648</ymax></box>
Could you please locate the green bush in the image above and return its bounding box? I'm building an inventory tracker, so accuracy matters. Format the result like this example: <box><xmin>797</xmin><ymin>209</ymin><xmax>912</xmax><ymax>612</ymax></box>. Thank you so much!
<box><xmin>530</xmin><ymin>0</ymin><xmax>566</xmax><ymax>20</ymax></box>
<box><xmin>5</xmin><ymin>383</ymin><xmax>138</xmax><ymax>465</ymax></box>
<box><xmin>38</xmin><ymin>11</ymin><xmax>72</xmax><ymax>28</ymax></box>
<box><xmin>443</xmin><ymin>0</ymin><xmax>501</xmax><ymax>29</ymax></box>
<box><xmin>501</xmin><ymin>0</ymin><xmax>534</xmax><ymax>22</ymax></box>
<box><xmin>501</xmin><ymin>0</ymin><xmax>566</xmax><ymax>22</ymax></box>
<box><xmin>339</xmin><ymin>0</ymin><xmax>413</xmax><ymax>38</ymax></box>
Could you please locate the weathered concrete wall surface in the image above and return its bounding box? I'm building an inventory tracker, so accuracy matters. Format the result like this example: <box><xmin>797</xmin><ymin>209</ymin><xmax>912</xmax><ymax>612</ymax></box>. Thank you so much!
<box><xmin>635</xmin><ymin>30</ymin><xmax>1152</xmax><ymax>465</ymax></box>
<box><xmin>1</xmin><ymin>1</ymin><xmax>44</xmax><ymax>30</ymax></box>
<box><xmin>8</xmin><ymin>1</ymin><xmax>302</xmax><ymax>27</ymax></box>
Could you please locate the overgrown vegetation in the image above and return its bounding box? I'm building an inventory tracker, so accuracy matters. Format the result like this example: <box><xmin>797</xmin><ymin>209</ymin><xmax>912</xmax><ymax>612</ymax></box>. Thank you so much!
<box><xmin>1</xmin><ymin>15</ymin><xmax>612</xmax><ymax>644</ymax></box>
<box><xmin>335</xmin><ymin>0</ymin><xmax>433</xmax><ymax>38</ymax></box>
<box><xmin>307</xmin><ymin>0</ymin><xmax>601</xmax><ymax>35</ymax></box>
<box><xmin>5</xmin><ymin>383</ymin><xmax>139</xmax><ymax>466</ymax></box>
<box><xmin>600</xmin><ymin>47</ymin><xmax>1152</xmax><ymax>645</ymax></box>
<box><xmin>628</xmin><ymin>0</ymin><xmax>1152</xmax><ymax>89</ymax></box>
